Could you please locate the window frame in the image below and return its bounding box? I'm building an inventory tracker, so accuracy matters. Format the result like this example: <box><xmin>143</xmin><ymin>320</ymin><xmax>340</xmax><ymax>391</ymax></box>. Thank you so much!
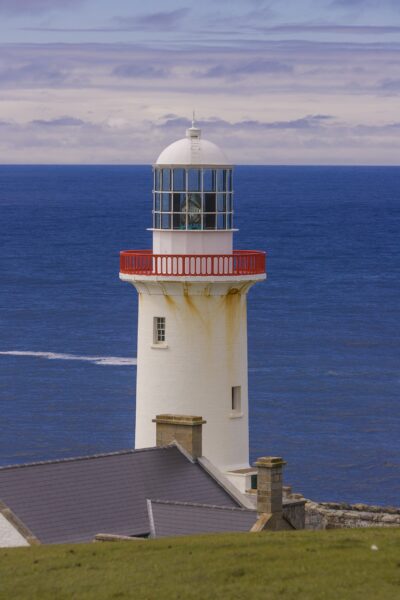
<box><xmin>153</xmin><ymin>316</ymin><xmax>166</xmax><ymax>345</ymax></box>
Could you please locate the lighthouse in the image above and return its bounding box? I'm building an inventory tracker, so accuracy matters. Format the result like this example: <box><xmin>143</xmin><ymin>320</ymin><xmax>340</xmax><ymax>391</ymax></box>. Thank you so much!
<box><xmin>120</xmin><ymin>121</ymin><xmax>266</xmax><ymax>474</ymax></box>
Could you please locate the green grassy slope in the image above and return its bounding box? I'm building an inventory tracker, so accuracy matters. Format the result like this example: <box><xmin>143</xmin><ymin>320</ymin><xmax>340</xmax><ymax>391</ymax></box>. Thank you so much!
<box><xmin>0</xmin><ymin>529</ymin><xmax>399</xmax><ymax>600</ymax></box>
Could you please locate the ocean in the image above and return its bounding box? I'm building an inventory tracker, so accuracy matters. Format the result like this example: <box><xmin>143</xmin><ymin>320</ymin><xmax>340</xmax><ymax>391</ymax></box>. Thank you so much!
<box><xmin>0</xmin><ymin>165</ymin><xmax>399</xmax><ymax>505</ymax></box>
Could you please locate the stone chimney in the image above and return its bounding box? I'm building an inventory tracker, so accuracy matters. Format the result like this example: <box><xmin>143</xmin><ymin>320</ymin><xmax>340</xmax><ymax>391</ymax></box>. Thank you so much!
<box><xmin>153</xmin><ymin>414</ymin><xmax>206</xmax><ymax>460</ymax></box>
<box><xmin>254</xmin><ymin>456</ymin><xmax>287</xmax><ymax>516</ymax></box>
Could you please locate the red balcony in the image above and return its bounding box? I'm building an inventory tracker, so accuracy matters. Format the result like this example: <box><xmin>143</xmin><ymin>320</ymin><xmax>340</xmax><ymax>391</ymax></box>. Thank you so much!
<box><xmin>120</xmin><ymin>250</ymin><xmax>266</xmax><ymax>277</ymax></box>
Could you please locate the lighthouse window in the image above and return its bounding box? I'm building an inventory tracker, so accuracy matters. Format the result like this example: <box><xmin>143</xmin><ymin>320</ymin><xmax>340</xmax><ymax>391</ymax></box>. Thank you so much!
<box><xmin>231</xmin><ymin>386</ymin><xmax>242</xmax><ymax>414</ymax></box>
<box><xmin>153</xmin><ymin>317</ymin><xmax>166</xmax><ymax>344</ymax></box>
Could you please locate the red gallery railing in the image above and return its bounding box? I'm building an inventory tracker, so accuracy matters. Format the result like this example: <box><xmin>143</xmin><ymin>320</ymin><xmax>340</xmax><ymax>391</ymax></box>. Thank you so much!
<box><xmin>120</xmin><ymin>250</ymin><xmax>266</xmax><ymax>277</ymax></box>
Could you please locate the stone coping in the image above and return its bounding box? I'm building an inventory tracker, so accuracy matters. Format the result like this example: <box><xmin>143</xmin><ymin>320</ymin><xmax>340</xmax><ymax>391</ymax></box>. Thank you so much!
<box><xmin>153</xmin><ymin>415</ymin><xmax>206</xmax><ymax>426</ymax></box>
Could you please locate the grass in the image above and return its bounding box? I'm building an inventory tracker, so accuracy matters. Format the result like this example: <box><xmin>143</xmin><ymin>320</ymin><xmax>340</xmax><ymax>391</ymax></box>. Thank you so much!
<box><xmin>0</xmin><ymin>529</ymin><xmax>400</xmax><ymax>599</ymax></box>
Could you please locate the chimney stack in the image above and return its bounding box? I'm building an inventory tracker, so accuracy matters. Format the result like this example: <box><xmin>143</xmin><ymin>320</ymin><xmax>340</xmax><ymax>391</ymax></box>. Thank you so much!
<box><xmin>153</xmin><ymin>414</ymin><xmax>206</xmax><ymax>460</ymax></box>
<box><xmin>254</xmin><ymin>456</ymin><xmax>286</xmax><ymax>516</ymax></box>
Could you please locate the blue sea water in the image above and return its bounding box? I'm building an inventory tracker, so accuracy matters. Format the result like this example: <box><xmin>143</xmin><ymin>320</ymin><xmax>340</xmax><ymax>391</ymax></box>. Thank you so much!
<box><xmin>0</xmin><ymin>165</ymin><xmax>399</xmax><ymax>506</ymax></box>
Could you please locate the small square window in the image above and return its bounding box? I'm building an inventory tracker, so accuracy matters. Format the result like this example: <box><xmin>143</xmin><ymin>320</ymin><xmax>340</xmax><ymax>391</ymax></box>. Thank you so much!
<box><xmin>231</xmin><ymin>386</ymin><xmax>241</xmax><ymax>413</ymax></box>
<box><xmin>153</xmin><ymin>317</ymin><xmax>166</xmax><ymax>344</ymax></box>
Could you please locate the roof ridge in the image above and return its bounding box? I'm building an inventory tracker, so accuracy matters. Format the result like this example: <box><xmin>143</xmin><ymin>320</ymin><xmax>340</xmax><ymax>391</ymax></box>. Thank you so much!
<box><xmin>148</xmin><ymin>498</ymin><xmax>255</xmax><ymax>512</ymax></box>
<box><xmin>0</xmin><ymin>445</ymin><xmax>174</xmax><ymax>471</ymax></box>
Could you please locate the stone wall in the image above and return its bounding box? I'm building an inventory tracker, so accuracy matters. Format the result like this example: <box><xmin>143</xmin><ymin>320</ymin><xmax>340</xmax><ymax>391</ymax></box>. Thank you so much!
<box><xmin>305</xmin><ymin>501</ymin><xmax>400</xmax><ymax>530</ymax></box>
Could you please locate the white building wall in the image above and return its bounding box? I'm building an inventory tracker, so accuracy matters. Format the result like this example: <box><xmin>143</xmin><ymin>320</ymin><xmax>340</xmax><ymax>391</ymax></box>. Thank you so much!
<box><xmin>152</xmin><ymin>231</ymin><xmax>233</xmax><ymax>255</ymax></box>
<box><xmin>0</xmin><ymin>514</ymin><xmax>29</xmax><ymax>548</ymax></box>
<box><xmin>132</xmin><ymin>278</ymin><xmax>258</xmax><ymax>472</ymax></box>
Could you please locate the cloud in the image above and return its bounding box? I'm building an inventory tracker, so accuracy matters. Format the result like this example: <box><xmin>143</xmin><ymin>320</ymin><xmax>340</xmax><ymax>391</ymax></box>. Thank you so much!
<box><xmin>31</xmin><ymin>117</ymin><xmax>86</xmax><ymax>127</ymax></box>
<box><xmin>0</xmin><ymin>62</ymin><xmax>67</xmax><ymax>86</ymax></box>
<box><xmin>330</xmin><ymin>0</ymin><xmax>400</xmax><ymax>8</ymax></box>
<box><xmin>1</xmin><ymin>40</ymin><xmax>400</xmax><ymax>165</ymax></box>
<box><xmin>201</xmin><ymin>59</ymin><xmax>293</xmax><ymax>78</ymax></box>
<box><xmin>379</xmin><ymin>79</ymin><xmax>400</xmax><ymax>92</ymax></box>
<box><xmin>260</xmin><ymin>23</ymin><xmax>400</xmax><ymax>35</ymax></box>
<box><xmin>111</xmin><ymin>8</ymin><xmax>190</xmax><ymax>31</ymax></box>
<box><xmin>1</xmin><ymin>111</ymin><xmax>400</xmax><ymax>166</ymax></box>
<box><xmin>0</xmin><ymin>0</ymin><xmax>85</xmax><ymax>15</ymax></box>
<box><xmin>160</xmin><ymin>114</ymin><xmax>334</xmax><ymax>131</ymax></box>
<box><xmin>112</xmin><ymin>64</ymin><xmax>168</xmax><ymax>79</ymax></box>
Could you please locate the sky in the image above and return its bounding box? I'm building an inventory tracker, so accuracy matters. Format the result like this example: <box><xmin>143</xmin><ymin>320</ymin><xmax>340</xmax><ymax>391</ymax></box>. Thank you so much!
<box><xmin>1</xmin><ymin>0</ymin><xmax>400</xmax><ymax>164</ymax></box>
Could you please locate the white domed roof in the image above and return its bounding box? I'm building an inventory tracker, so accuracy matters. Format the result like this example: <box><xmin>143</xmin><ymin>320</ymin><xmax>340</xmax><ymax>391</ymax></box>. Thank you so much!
<box><xmin>156</xmin><ymin>124</ymin><xmax>231</xmax><ymax>166</ymax></box>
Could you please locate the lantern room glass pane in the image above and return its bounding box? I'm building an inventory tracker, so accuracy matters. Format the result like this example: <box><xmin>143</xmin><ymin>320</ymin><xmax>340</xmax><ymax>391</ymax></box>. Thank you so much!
<box><xmin>155</xmin><ymin>169</ymin><xmax>161</xmax><ymax>191</ymax></box>
<box><xmin>226</xmin><ymin>194</ymin><xmax>232</xmax><ymax>212</ymax></box>
<box><xmin>173</xmin><ymin>169</ymin><xmax>185</xmax><ymax>191</ymax></box>
<box><xmin>161</xmin><ymin>193</ymin><xmax>171</xmax><ymax>212</ymax></box>
<box><xmin>155</xmin><ymin>193</ymin><xmax>161</xmax><ymax>211</ymax></box>
<box><xmin>188</xmin><ymin>169</ymin><xmax>201</xmax><ymax>192</ymax></box>
<box><xmin>228</xmin><ymin>170</ymin><xmax>233</xmax><ymax>191</ymax></box>
<box><xmin>187</xmin><ymin>193</ymin><xmax>201</xmax><ymax>212</ymax></box>
<box><xmin>204</xmin><ymin>192</ymin><xmax>216</xmax><ymax>213</ymax></box>
<box><xmin>223</xmin><ymin>169</ymin><xmax>231</xmax><ymax>192</ymax></box>
<box><xmin>188</xmin><ymin>215</ymin><xmax>201</xmax><ymax>229</ymax></box>
<box><xmin>161</xmin><ymin>213</ymin><xmax>171</xmax><ymax>229</ymax></box>
<box><xmin>203</xmin><ymin>169</ymin><xmax>215</xmax><ymax>192</ymax></box>
<box><xmin>161</xmin><ymin>169</ymin><xmax>171</xmax><ymax>191</ymax></box>
<box><xmin>204</xmin><ymin>214</ymin><xmax>216</xmax><ymax>230</ymax></box>
<box><xmin>226</xmin><ymin>213</ymin><xmax>232</xmax><ymax>229</ymax></box>
<box><xmin>172</xmin><ymin>193</ymin><xmax>183</xmax><ymax>213</ymax></box>
<box><xmin>217</xmin><ymin>193</ymin><xmax>226</xmax><ymax>212</ymax></box>
<box><xmin>217</xmin><ymin>214</ymin><xmax>226</xmax><ymax>230</ymax></box>
<box><xmin>154</xmin><ymin>213</ymin><xmax>161</xmax><ymax>229</ymax></box>
<box><xmin>216</xmin><ymin>170</ymin><xmax>224</xmax><ymax>192</ymax></box>
<box><xmin>173</xmin><ymin>213</ymin><xmax>183</xmax><ymax>229</ymax></box>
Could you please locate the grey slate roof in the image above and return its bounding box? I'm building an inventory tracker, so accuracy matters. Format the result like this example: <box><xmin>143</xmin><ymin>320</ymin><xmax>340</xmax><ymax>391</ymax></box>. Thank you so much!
<box><xmin>0</xmin><ymin>446</ymin><xmax>238</xmax><ymax>544</ymax></box>
<box><xmin>148</xmin><ymin>499</ymin><xmax>257</xmax><ymax>538</ymax></box>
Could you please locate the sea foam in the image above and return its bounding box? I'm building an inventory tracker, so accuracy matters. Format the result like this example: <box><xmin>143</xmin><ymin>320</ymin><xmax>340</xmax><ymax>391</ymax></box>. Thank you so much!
<box><xmin>0</xmin><ymin>351</ymin><xmax>136</xmax><ymax>367</ymax></box>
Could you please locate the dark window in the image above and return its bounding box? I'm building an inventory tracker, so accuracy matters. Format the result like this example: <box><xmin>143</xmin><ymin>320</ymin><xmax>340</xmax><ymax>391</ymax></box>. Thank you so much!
<box><xmin>204</xmin><ymin>193</ymin><xmax>216</xmax><ymax>213</ymax></box>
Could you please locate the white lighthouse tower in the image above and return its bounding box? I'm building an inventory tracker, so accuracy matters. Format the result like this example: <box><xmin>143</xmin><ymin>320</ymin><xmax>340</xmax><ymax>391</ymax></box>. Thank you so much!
<box><xmin>120</xmin><ymin>121</ymin><xmax>266</xmax><ymax>474</ymax></box>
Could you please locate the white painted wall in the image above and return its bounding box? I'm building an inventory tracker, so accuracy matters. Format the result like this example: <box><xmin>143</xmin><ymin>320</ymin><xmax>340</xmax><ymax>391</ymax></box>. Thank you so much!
<box><xmin>152</xmin><ymin>231</ymin><xmax>233</xmax><ymax>255</ymax></box>
<box><xmin>0</xmin><ymin>514</ymin><xmax>29</xmax><ymax>547</ymax></box>
<box><xmin>131</xmin><ymin>277</ymin><xmax>259</xmax><ymax>473</ymax></box>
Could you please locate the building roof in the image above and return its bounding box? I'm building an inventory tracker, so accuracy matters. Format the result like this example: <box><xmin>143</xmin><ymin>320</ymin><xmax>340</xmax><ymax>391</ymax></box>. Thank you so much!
<box><xmin>156</xmin><ymin>125</ymin><xmax>231</xmax><ymax>167</ymax></box>
<box><xmin>147</xmin><ymin>499</ymin><xmax>257</xmax><ymax>538</ymax></box>
<box><xmin>0</xmin><ymin>446</ymin><xmax>239</xmax><ymax>545</ymax></box>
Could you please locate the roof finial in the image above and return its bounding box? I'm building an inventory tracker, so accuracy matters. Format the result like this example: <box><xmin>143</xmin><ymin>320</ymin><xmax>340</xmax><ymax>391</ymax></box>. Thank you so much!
<box><xmin>186</xmin><ymin>110</ymin><xmax>201</xmax><ymax>139</ymax></box>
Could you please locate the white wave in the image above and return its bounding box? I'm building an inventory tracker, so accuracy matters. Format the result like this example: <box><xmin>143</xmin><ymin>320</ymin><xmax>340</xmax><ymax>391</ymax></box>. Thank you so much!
<box><xmin>0</xmin><ymin>350</ymin><xmax>136</xmax><ymax>367</ymax></box>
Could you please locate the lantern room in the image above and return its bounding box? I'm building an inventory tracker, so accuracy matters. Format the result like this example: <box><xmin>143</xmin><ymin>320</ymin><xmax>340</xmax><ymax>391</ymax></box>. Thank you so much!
<box><xmin>152</xmin><ymin>122</ymin><xmax>235</xmax><ymax>255</ymax></box>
